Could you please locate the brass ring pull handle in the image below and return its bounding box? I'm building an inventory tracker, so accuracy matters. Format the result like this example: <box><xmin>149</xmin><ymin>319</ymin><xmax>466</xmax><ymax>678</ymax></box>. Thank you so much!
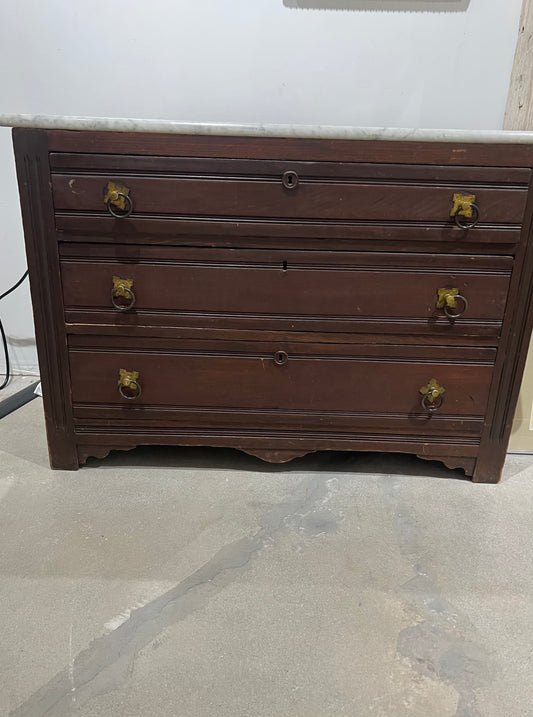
<box><xmin>436</xmin><ymin>288</ymin><xmax>468</xmax><ymax>319</ymax></box>
<box><xmin>111</xmin><ymin>277</ymin><xmax>136</xmax><ymax>311</ymax></box>
<box><xmin>282</xmin><ymin>171</ymin><xmax>299</xmax><ymax>190</ymax></box>
<box><xmin>107</xmin><ymin>192</ymin><xmax>133</xmax><ymax>218</ymax></box>
<box><xmin>274</xmin><ymin>350</ymin><xmax>289</xmax><ymax>365</ymax></box>
<box><xmin>104</xmin><ymin>182</ymin><xmax>133</xmax><ymax>218</ymax></box>
<box><xmin>454</xmin><ymin>203</ymin><xmax>479</xmax><ymax>230</ymax></box>
<box><xmin>419</xmin><ymin>379</ymin><xmax>445</xmax><ymax>413</ymax></box>
<box><xmin>118</xmin><ymin>369</ymin><xmax>142</xmax><ymax>400</ymax></box>
<box><xmin>444</xmin><ymin>294</ymin><xmax>468</xmax><ymax>319</ymax></box>
<box><xmin>450</xmin><ymin>193</ymin><xmax>479</xmax><ymax>230</ymax></box>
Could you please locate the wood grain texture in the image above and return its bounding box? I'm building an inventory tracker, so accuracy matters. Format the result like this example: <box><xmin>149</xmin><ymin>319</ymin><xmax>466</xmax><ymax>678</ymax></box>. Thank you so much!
<box><xmin>49</xmin><ymin>153</ymin><xmax>533</xmax><ymax>184</ymax></box>
<box><xmin>12</xmin><ymin>128</ymin><xmax>78</xmax><ymax>470</ymax></box>
<box><xmin>72</xmin><ymin>431</ymin><xmax>479</xmax><ymax>464</ymax></box>
<box><xmin>45</xmin><ymin>130</ymin><xmax>533</xmax><ymax>167</ymax></box>
<box><xmin>60</xmin><ymin>245</ymin><xmax>512</xmax><ymax>338</ymax></box>
<box><xmin>72</xmin><ymin>409</ymin><xmax>484</xmax><ymax>438</ymax></box>
<box><xmin>63</xmin><ymin>323</ymin><xmax>504</xmax><ymax>347</ymax></box>
<box><xmin>54</xmin><ymin>214</ymin><xmax>524</xmax><ymax>246</ymax></box>
<box><xmin>473</xmin><ymin>164</ymin><xmax>533</xmax><ymax>481</ymax></box>
<box><xmin>68</xmin><ymin>348</ymin><xmax>493</xmax><ymax>417</ymax></box>
<box><xmin>13</xmin><ymin>128</ymin><xmax>533</xmax><ymax>480</ymax></box>
<box><xmin>52</xmin><ymin>174</ymin><xmax>528</xmax><ymax>224</ymax></box>
<box><xmin>473</xmin><ymin>205</ymin><xmax>533</xmax><ymax>481</ymax></box>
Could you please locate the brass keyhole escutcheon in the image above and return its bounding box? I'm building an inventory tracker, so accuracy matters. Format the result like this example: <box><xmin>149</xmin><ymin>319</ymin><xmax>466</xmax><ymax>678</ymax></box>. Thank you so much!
<box><xmin>118</xmin><ymin>369</ymin><xmax>142</xmax><ymax>400</ymax></box>
<box><xmin>419</xmin><ymin>378</ymin><xmax>445</xmax><ymax>412</ymax></box>
<box><xmin>274</xmin><ymin>350</ymin><xmax>289</xmax><ymax>366</ymax></box>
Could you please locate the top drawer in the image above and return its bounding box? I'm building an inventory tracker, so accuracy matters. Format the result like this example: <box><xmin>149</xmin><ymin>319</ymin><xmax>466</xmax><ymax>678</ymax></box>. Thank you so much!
<box><xmin>50</xmin><ymin>154</ymin><xmax>530</xmax><ymax>244</ymax></box>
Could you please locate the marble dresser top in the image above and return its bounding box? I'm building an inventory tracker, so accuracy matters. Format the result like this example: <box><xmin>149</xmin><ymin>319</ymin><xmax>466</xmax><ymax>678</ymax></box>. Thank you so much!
<box><xmin>1</xmin><ymin>113</ymin><xmax>533</xmax><ymax>144</ymax></box>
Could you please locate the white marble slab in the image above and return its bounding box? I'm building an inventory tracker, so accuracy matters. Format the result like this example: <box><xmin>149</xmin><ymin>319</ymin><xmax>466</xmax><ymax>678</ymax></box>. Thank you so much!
<box><xmin>1</xmin><ymin>113</ymin><xmax>533</xmax><ymax>144</ymax></box>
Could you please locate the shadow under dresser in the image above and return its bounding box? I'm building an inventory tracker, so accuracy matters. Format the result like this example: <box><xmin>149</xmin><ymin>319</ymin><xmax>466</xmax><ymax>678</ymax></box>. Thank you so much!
<box><xmin>12</xmin><ymin>127</ymin><xmax>533</xmax><ymax>481</ymax></box>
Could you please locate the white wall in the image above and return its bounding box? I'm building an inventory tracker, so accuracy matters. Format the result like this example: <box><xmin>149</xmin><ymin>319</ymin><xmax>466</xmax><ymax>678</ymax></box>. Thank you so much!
<box><xmin>0</xmin><ymin>0</ymin><xmax>523</xmax><ymax>375</ymax></box>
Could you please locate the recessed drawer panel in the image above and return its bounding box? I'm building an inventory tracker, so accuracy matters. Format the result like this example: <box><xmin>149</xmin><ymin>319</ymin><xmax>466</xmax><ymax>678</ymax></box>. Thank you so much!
<box><xmin>69</xmin><ymin>338</ymin><xmax>494</xmax><ymax>438</ymax></box>
<box><xmin>52</xmin><ymin>172</ymin><xmax>528</xmax><ymax>226</ymax></box>
<box><xmin>60</xmin><ymin>246</ymin><xmax>513</xmax><ymax>338</ymax></box>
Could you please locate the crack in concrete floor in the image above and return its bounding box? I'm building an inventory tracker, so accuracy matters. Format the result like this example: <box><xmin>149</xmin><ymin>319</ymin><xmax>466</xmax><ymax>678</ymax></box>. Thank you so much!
<box><xmin>9</xmin><ymin>473</ymin><xmax>338</xmax><ymax>717</ymax></box>
<box><xmin>383</xmin><ymin>476</ymin><xmax>495</xmax><ymax>717</ymax></box>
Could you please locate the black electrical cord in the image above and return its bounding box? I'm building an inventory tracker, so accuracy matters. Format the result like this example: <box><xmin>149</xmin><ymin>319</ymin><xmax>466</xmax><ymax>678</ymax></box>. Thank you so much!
<box><xmin>0</xmin><ymin>270</ymin><xmax>29</xmax><ymax>390</ymax></box>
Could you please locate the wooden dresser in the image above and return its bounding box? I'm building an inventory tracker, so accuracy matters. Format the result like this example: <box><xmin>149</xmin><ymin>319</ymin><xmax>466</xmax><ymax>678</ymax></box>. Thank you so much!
<box><xmin>12</xmin><ymin>127</ymin><xmax>533</xmax><ymax>481</ymax></box>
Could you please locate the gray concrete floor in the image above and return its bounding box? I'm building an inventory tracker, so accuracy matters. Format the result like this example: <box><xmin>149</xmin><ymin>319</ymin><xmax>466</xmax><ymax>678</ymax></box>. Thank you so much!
<box><xmin>0</xmin><ymin>376</ymin><xmax>39</xmax><ymax>406</ymax></box>
<box><xmin>0</xmin><ymin>399</ymin><xmax>532</xmax><ymax>717</ymax></box>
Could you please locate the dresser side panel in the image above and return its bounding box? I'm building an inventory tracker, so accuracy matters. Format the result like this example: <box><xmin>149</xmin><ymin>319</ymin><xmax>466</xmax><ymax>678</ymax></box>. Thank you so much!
<box><xmin>12</xmin><ymin>127</ymin><xmax>78</xmax><ymax>469</ymax></box>
<box><xmin>474</xmin><ymin>158</ymin><xmax>533</xmax><ymax>481</ymax></box>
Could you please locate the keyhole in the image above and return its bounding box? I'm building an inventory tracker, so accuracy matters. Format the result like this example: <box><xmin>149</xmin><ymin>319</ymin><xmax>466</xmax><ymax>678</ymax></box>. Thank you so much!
<box><xmin>282</xmin><ymin>171</ymin><xmax>299</xmax><ymax>190</ymax></box>
<box><xmin>274</xmin><ymin>350</ymin><xmax>289</xmax><ymax>365</ymax></box>
<box><xmin>282</xmin><ymin>260</ymin><xmax>288</xmax><ymax>271</ymax></box>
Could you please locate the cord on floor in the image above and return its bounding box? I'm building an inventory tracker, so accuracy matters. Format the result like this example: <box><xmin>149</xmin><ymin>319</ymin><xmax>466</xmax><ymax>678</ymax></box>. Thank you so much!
<box><xmin>0</xmin><ymin>270</ymin><xmax>29</xmax><ymax>390</ymax></box>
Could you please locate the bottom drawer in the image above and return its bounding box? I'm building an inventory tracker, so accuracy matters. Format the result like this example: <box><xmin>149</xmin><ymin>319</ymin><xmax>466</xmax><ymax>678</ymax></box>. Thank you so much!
<box><xmin>69</xmin><ymin>337</ymin><xmax>495</xmax><ymax>439</ymax></box>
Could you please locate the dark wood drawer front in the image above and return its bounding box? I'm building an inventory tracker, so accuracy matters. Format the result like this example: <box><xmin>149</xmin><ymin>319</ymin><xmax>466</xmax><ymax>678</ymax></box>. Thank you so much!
<box><xmin>69</xmin><ymin>341</ymin><xmax>494</xmax><ymax>433</ymax></box>
<box><xmin>50</xmin><ymin>153</ymin><xmax>533</xmax><ymax>185</ymax></box>
<box><xmin>16</xmin><ymin>127</ymin><xmax>533</xmax><ymax>479</ymax></box>
<box><xmin>52</xmin><ymin>173</ymin><xmax>528</xmax><ymax>226</ymax></box>
<box><xmin>61</xmin><ymin>247</ymin><xmax>512</xmax><ymax>337</ymax></box>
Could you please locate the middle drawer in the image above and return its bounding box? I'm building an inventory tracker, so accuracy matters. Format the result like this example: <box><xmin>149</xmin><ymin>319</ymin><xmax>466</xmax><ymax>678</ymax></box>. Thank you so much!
<box><xmin>60</xmin><ymin>245</ymin><xmax>512</xmax><ymax>338</ymax></box>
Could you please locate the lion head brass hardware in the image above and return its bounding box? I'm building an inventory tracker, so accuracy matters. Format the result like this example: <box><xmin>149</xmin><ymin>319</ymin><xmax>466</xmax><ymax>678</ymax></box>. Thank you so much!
<box><xmin>118</xmin><ymin>369</ymin><xmax>142</xmax><ymax>400</ymax></box>
<box><xmin>436</xmin><ymin>287</ymin><xmax>469</xmax><ymax>319</ymax></box>
<box><xmin>450</xmin><ymin>193</ymin><xmax>479</xmax><ymax>230</ymax></box>
<box><xmin>274</xmin><ymin>350</ymin><xmax>289</xmax><ymax>365</ymax></box>
<box><xmin>282</xmin><ymin>171</ymin><xmax>299</xmax><ymax>190</ymax></box>
<box><xmin>419</xmin><ymin>378</ymin><xmax>445</xmax><ymax>412</ymax></box>
<box><xmin>104</xmin><ymin>182</ymin><xmax>133</xmax><ymax>218</ymax></box>
<box><xmin>112</xmin><ymin>277</ymin><xmax>136</xmax><ymax>311</ymax></box>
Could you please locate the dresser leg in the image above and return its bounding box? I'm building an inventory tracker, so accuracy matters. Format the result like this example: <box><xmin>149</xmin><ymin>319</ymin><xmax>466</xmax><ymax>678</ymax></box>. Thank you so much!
<box><xmin>13</xmin><ymin>129</ymin><xmax>80</xmax><ymax>472</ymax></box>
<box><xmin>46</xmin><ymin>429</ymin><xmax>79</xmax><ymax>470</ymax></box>
<box><xmin>472</xmin><ymin>450</ymin><xmax>505</xmax><ymax>484</ymax></box>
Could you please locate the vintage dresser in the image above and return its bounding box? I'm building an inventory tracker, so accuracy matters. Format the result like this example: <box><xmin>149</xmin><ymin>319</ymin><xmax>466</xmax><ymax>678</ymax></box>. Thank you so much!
<box><xmin>11</xmin><ymin>122</ymin><xmax>533</xmax><ymax>481</ymax></box>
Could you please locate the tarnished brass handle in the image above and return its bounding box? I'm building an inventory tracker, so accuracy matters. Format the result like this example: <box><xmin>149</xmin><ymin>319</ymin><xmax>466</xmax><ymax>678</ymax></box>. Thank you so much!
<box><xmin>104</xmin><ymin>182</ymin><xmax>133</xmax><ymax>218</ymax></box>
<box><xmin>436</xmin><ymin>288</ymin><xmax>468</xmax><ymax>319</ymax></box>
<box><xmin>112</xmin><ymin>277</ymin><xmax>136</xmax><ymax>311</ymax></box>
<box><xmin>118</xmin><ymin>369</ymin><xmax>142</xmax><ymax>400</ymax></box>
<box><xmin>454</xmin><ymin>204</ymin><xmax>479</xmax><ymax>230</ymax></box>
<box><xmin>419</xmin><ymin>378</ymin><xmax>445</xmax><ymax>412</ymax></box>
<box><xmin>450</xmin><ymin>193</ymin><xmax>479</xmax><ymax>230</ymax></box>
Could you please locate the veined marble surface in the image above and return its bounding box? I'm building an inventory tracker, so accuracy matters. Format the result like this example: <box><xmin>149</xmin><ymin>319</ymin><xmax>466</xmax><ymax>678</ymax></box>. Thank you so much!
<box><xmin>1</xmin><ymin>113</ymin><xmax>533</xmax><ymax>143</ymax></box>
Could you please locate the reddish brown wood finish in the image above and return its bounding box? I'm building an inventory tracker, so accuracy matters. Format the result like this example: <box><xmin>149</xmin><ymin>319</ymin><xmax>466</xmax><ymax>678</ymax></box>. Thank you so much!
<box><xmin>12</xmin><ymin>129</ymin><xmax>78</xmax><ymax>470</ymax></box>
<box><xmin>54</xmin><ymin>216</ymin><xmax>524</xmax><ymax>246</ymax></box>
<box><xmin>60</xmin><ymin>246</ymin><xmax>512</xmax><ymax>338</ymax></box>
<box><xmin>49</xmin><ymin>152</ymin><xmax>533</xmax><ymax>183</ymax></box>
<box><xmin>12</xmin><ymin>127</ymin><xmax>533</xmax><ymax>481</ymax></box>
<box><xmin>68</xmin><ymin>341</ymin><xmax>494</xmax><ymax>419</ymax></box>
<box><xmin>45</xmin><ymin>130</ymin><xmax>533</xmax><ymax>166</ymax></box>
<box><xmin>51</xmin><ymin>174</ymin><xmax>528</xmax><ymax>225</ymax></box>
